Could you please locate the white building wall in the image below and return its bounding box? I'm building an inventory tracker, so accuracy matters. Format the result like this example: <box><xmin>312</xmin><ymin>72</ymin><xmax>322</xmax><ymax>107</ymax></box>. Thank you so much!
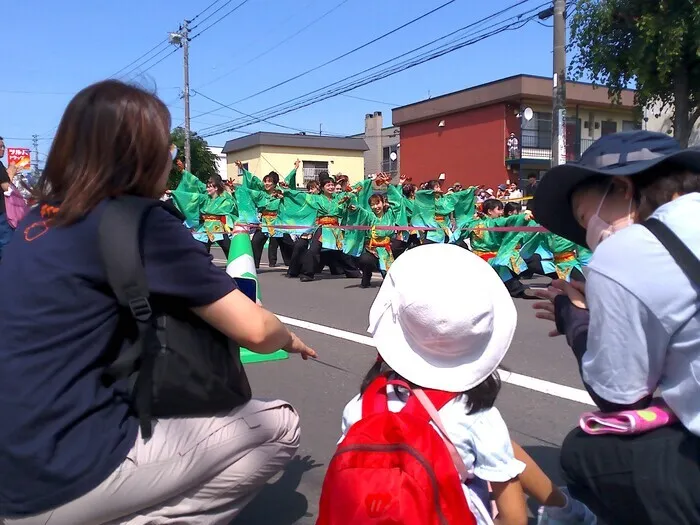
<box><xmin>208</xmin><ymin>146</ymin><xmax>228</xmax><ymax>180</ymax></box>
<box><xmin>644</xmin><ymin>103</ymin><xmax>700</xmax><ymax>146</ymax></box>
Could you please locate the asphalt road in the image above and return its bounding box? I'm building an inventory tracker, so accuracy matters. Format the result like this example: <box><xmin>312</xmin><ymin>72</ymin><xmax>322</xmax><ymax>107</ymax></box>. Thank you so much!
<box><xmin>213</xmin><ymin>249</ymin><xmax>593</xmax><ymax>525</ymax></box>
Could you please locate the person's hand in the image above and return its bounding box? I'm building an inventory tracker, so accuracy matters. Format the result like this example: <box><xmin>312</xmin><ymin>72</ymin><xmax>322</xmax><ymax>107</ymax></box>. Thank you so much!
<box><xmin>531</xmin><ymin>280</ymin><xmax>587</xmax><ymax>337</ymax></box>
<box><xmin>235</xmin><ymin>160</ymin><xmax>243</xmax><ymax>170</ymax></box>
<box><xmin>369</xmin><ymin>173</ymin><xmax>377</xmax><ymax>181</ymax></box>
<box><xmin>294</xmin><ymin>159</ymin><xmax>300</xmax><ymax>170</ymax></box>
<box><xmin>399</xmin><ymin>174</ymin><xmax>407</xmax><ymax>184</ymax></box>
<box><xmin>165</xmin><ymin>189</ymin><xmax>173</xmax><ymax>194</ymax></box>
<box><xmin>7</xmin><ymin>164</ymin><xmax>18</xmax><ymax>178</ymax></box>
<box><xmin>283</xmin><ymin>332</ymin><xmax>317</xmax><ymax>360</ymax></box>
<box><xmin>524</xmin><ymin>209</ymin><xmax>534</xmax><ymax>221</ymax></box>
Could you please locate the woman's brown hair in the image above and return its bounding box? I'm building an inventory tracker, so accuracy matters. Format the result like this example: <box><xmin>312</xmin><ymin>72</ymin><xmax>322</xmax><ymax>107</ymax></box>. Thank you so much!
<box><xmin>35</xmin><ymin>80</ymin><xmax>172</xmax><ymax>225</ymax></box>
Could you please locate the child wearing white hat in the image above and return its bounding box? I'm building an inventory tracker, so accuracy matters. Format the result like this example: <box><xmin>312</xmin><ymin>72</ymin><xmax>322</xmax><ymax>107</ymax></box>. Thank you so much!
<box><xmin>337</xmin><ymin>244</ymin><xmax>596</xmax><ymax>525</ymax></box>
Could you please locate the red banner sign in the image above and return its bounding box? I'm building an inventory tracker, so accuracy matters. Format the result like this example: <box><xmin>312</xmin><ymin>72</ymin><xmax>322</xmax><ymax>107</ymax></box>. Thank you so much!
<box><xmin>7</xmin><ymin>147</ymin><xmax>31</xmax><ymax>171</ymax></box>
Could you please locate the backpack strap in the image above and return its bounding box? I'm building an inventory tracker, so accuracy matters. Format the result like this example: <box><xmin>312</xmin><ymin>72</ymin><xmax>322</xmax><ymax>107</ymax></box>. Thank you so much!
<box><xmin>643</xmin><ymin>218</ymin><xmax>700</xmax><ymax>286</ymax></box>
<box><xmin>361</xmin><ymin>375</ymin><xmax>391</xmax><ymax>416</ymax></box>
<box><xmin>99</xmin><ymin>196</ymin><xmax>164</xmax><ymax>440</ymax></box>
<box><xmin>412</xmin><ymin>388</ymin><xmax>469</xmax><ymax>482</ymax></box>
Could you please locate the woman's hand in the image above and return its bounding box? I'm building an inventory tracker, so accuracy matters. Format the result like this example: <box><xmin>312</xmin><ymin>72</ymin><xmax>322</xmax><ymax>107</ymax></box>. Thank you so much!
<box><xmin>532</xmin><ymin>280</ymin><xmax>587</xmax><ymax>337</ymax></box>
<box><xmin>283</xmin><ymin>332</ymin><xmax>317</xmax><ymax>360</ymax></box>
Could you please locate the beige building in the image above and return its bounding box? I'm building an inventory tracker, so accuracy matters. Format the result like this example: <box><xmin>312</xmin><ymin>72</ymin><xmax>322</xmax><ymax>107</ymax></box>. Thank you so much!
<box><xmin>352</xmin><ymin>111</ymin><xmax>401</xmax><ymax>179</ymax></box>
<box><xmin>221</xmin><ymin>132</ymin><xmax>368</xmax><ymax>186</ymax></box>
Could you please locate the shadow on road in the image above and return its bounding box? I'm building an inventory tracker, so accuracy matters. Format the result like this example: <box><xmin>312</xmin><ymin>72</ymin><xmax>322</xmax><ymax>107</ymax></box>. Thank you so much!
<box><xmin>231</xmin><ymin>455</ymin><xmax>324</xmax><ymax>525</ymax></box>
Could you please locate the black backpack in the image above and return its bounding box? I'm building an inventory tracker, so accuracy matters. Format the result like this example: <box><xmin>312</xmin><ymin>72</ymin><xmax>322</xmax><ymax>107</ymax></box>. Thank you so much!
<box><xmin>99</xmin><ymin>196</ymin><xmax>252</xmax><ymax>439</ymax></box>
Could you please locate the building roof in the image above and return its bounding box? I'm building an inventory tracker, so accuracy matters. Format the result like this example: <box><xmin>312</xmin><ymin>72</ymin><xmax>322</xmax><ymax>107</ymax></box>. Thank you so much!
<box><xmin>392</xmin><ymin>74</ymin><xmax>636</xmax><ymax>126</ymax></box>
<box><xmin>221</xmin><ymin>131</ymin><xmax>368</xmax><ymax>154</ymax></box>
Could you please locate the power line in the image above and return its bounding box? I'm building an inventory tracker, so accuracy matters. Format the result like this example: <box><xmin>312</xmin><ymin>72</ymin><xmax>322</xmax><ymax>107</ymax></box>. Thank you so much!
<box><xmin>201</xmin><ymin>2</ymin><xmax>544</xmax><ymax>134</ymax></box>
<box><xmin>189</xmin><ymin>0</ymin><xmax>253</xmax><ymax>40</ymax></box>
<box><xmin>224</xmin><ymin>0</ymin><xmax>460</xmax><ymax>107</ymax></box>
<box><xmin>118</xmin><ymin>46</ymin><xmax>179</xmax><ymax>80</ymax></box>
<box><xmin>192</xmin><ymin>90</ymin><xmax>346</xmax><ymax>136</ymax></box>
<box><xmin>110</xmin><ymin>40</ymin><xmax>170</xmax><ymax>78</ymax></box>
<box><xmin>189</xmin><ymin>0</ymin><xmax>225</xmax><ymax>23</ymax></box>
<box><xmin>340</xmin><ymin>93</ymin><xmax>402</xmax><ymax>106</ymax></box>
<box><xmin>199</xmin><ymin>0</ymin><xmax>545</xmax><ymax>137</ymax></box>
<box><xmin>196</xmin><ymin>0</ymin><xmax>353</xmax><ymax>90</ymax></box>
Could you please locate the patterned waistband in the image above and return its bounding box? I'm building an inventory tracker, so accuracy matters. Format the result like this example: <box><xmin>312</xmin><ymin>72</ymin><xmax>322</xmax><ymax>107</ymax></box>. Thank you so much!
<box><xmin>554</xmin><ymin>251</ymin><xmax>576</xmax><ymax>263</ymax></box>
<box><xmin>261</xmin><ymin>211</ymin><xmax>278</xmax><ymax>218</ymax></box>
<box><xmin>473</xmin><ymin>250</ymin><xmax>497</xmax><ymax>261</ymax></box>
<box><xmin>317</xmin><ymin>216</ymin><xmax>339</xmax><ymax>226</ymax></box>
<box><xmin>368</xmin><ymin>237</ymin><xmax>392</xmax><ymax>249</ymax></box>
<box><xmin>201</xmin><ymin>214</ymin><xmax>225</xmax><ymax>222</ymax></box>
<box><xmin>435</xmin><ymin>215</ymin><xmax>446</xmax><ymax>222</ymax></box>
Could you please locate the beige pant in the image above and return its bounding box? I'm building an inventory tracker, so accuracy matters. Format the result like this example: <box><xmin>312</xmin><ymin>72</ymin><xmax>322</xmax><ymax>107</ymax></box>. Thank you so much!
<box><xmin>5</xmin><ymin>399</ymin><xmax>300</xmax><ymax>525</ymax></box>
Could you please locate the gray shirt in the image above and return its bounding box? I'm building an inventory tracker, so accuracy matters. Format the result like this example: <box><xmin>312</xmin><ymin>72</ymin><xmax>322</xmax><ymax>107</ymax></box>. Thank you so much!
<box><xmin>585</xmin><ymin>192</ymin><xmax>700</xmax><ymax>435</ymax></box>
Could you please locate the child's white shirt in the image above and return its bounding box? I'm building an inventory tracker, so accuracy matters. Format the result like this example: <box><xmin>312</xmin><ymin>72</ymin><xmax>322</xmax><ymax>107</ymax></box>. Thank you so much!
<box><xmin>340</xmin><ymin>389</ymin><xmax>526</xmax><ymax>525</ymax></box>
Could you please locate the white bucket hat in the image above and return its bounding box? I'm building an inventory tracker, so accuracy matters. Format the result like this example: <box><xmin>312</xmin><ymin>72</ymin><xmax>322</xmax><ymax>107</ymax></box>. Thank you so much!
<box><xmin>368</xmin><ymin>244</ymin><xmax>517</xmax><ymax>392</ymax></box>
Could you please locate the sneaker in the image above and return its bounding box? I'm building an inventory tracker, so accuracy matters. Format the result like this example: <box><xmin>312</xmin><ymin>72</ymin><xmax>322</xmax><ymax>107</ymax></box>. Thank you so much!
<box><xmin>537</xmin><ymin>488</ymin><xmax>597</xmax><ymax>525</ymax></box>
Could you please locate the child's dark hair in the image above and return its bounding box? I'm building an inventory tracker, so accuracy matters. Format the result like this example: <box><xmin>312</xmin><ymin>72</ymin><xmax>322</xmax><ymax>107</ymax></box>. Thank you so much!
<box><xmin>368</xmin><ymin>193</ymin><xmax>385</xmax><ymax>205</ymax></box>
<box><xmin>360</xmin><ymin>359</ymin><xmax>501</xmax><ymax>415</ymax></box>
<box><xmin>503</xmin><ymin>202</ymin><xmax>521</xmax><ymax>217</ymax></box>
<box><xmin>482</xmin><ymin>198</ymin><xmax>503</xmax><ymax>215</ymax></box>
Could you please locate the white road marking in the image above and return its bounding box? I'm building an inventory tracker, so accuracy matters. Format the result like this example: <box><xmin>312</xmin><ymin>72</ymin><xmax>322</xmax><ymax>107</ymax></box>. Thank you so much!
<box><xmin>276</xmin><ymin>314</ymin><xmax>595</xmax><ymax>406</ymax></box>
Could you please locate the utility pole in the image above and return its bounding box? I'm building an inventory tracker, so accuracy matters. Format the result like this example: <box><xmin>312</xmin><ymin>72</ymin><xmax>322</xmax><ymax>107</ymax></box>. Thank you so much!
<box><xmin>169</xmin><ymin>21</ymin><xmax>191</xmax><ymax>172</ymax></box>
<box><xmin>551</xmin><ymin>0</ymin><xmax>567</xmax><ymax>166</ymax></box>
<box><xmin>31</xmin><ymin>134</ymin><xmax>39</xmax><ymax>175</ymax></box>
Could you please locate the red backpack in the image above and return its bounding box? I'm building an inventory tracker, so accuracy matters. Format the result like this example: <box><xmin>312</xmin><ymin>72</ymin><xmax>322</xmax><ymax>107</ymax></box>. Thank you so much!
<box><xmin>317</xmin><ymin>375</ymin><xmax>477</xmax><ymax>525</ymax></box>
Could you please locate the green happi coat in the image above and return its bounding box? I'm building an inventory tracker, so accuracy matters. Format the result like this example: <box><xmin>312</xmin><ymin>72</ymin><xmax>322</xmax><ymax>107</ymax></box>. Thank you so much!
<box><xmin>170</xmin><ymin>170</ymin><xmax>238</xmax><ymax>243</ymax></box>
<box><xmin>240</xmin><ymin>167</ymin><xmax>297</xmax><ymax>235</ymax></box>
<box><xmin>520</xmin><ymin>230</ymin><xmax>589</xmax><ymax>281</ymax></box>
<box><xmin>281</xmin><ymin>191</ymin><xmax>345</xmax><ymax>250</ymax></box>
<box><xmin>468</xmin><ymin>213</ymin><xmax>531</xmax><ymax>280</ymax></box>
<box><xmin>413</xmin><ymin>188</ymin><xmax>477</xmax><ymax>243</ymax></box>
<box><xmin>342</xmin><ymin>184</ymin><xmax>405</xmax><ymax>270</ymax></box>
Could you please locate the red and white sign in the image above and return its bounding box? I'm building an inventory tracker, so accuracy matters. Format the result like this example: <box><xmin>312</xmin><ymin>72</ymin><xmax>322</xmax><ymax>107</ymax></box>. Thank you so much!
<box><xmin>7</xmin><ymin>147</ymin><xmax>31</xmax><ymax>171</ymax></box>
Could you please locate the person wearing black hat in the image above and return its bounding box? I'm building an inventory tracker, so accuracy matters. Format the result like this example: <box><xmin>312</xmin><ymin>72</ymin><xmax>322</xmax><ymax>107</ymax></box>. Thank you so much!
<box><xmin>531</xmin><ymin>131</ymin><xmax>700</xmax><ymax>525</ymax></box>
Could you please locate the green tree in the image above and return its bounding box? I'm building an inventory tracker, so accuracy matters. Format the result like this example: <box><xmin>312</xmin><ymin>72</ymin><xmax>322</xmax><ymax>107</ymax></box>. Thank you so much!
<box><xmin>569</xmin><ymin>0</ymin><xmax>700</xmax><ymax>146</ymax></box>
<box><xmin>168</xmin><ymin>127</ymin><xmax>220</xmax><ymax>189</ymax></box>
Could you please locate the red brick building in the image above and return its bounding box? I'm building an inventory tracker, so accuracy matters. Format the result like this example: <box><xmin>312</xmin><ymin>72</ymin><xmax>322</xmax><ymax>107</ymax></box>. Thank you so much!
<box><xmin>391</xmin><ymin>74</ymin><xmax>636</xmax><ymax>189</ymax></box>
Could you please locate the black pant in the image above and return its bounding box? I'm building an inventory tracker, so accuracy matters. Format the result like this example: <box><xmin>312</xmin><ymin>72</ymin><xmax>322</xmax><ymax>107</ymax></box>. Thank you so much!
<box><xmin>300</xmin><ymin>229</ymin><xmax>360</xmax><ymax>279</ymax></box>
<box><xmin>524</xmin><ymin>254</ymin><xmax>585</xmax><ymax>282</ymax></box>
<box><xmin>267</xmin><ymin>234</ymin><xmax>293</xmax><ymax>266</ymax></box>
<box><xmin>287</xmin><ymin>237</ymin><xmax>309</xmax><ymax>277</ymax></box>
<box><xmin>205</xmin><ymin>236</ymin><xmax>231</xmax><ymax>258</ymax></box>
<box><xmin>389</xmin><ymin>236</ymin><xmax>416</xmax><ymax>260</ymax></box>
<box><xmin>357</xmin><ymin>251</ymin><xmax>384</xmax><ymax>288</ymax></box>
<box><xmin>561</xmin><ymin>424</ymin><xmax>700</xmax><ymax>525</ymax></box>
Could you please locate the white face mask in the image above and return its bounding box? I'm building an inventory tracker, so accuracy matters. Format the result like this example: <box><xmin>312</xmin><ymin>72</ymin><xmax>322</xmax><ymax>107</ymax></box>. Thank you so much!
<box><xmin>585</xmin><ymin>185</ymin><xmax>634</xmax><ymax>251</ymax></box>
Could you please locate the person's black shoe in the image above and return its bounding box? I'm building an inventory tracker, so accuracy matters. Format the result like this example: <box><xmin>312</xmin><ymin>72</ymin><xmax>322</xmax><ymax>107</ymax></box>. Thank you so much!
<box><xmin>360</xmin><ymin>282</ymin><xmax>371</xmax><ymax>289</ymax></box>
<box><xmin>300</xmin><ymin>275</ymin><xmax>314</xmax><ymax>282</ymax></box>
<box><xmin>269</xmin><ymin>262</ymin><xmax>278</xmax><ymax>268</ymax></box>
<box><xmin>345</xmin><ymin>270</ymin><xmax>362</xmax><ymax>279</ymax></box>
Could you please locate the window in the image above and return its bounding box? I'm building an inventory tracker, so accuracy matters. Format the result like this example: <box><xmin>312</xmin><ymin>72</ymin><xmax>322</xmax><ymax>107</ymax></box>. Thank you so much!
<box><xmin>601</xmin><ymin>120</ymin><xmax>618</xmax><ymax>136</ymax></box>
<box><xmin>301</xmin><ymin>160</ymin><xmax>329</xmax><ymax>182</ymax></box>
<box><xmin>237</xmin><ymin>162</ymin><xmax>248</xmax><ymax>176</ymax></box>
<box><xmin>622</xmin><ymin>120</ymin><xmax>641</xmax><ymax>132</ymax></box>
<box><xmin>521</xmin><ymin>112</ymin><xmax>552</xmax><ymax>149</ymax></box>
<box><xmin>382</xmin><ymin>145</ymin><xmax>398</xmax><ymax>174</ymax></box>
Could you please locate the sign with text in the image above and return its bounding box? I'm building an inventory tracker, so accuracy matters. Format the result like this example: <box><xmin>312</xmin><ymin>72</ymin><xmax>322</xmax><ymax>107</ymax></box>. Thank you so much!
<box><xmin>7</xmin><ymin>147</ymin><xmax>31</xmax><ymax>171</ymax></box>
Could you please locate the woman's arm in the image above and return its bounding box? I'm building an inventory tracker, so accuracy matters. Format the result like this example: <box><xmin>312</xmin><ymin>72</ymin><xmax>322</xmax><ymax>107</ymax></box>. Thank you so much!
<box><xmin>193</xmin><ymin>290</ymin><xmax>315</xmax><ymax>358</ymax></box>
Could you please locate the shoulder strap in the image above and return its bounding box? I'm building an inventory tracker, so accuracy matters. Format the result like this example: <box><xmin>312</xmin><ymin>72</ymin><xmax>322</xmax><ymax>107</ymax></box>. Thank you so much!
<box><xmin>99</xmin><ymin>196</ymin><xmax>162</xmax><ymax>440</ymax></box>
<box><xmin>643</xmin><ymin>218</ymin><xmax>700</xmax><ymax>286</ymax></box>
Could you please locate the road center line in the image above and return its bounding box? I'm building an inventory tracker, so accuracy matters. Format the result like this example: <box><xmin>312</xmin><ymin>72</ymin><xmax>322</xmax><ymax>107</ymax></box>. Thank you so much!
<box><xmin>276</xmin><ymin>314</ymin><xmax>595</xmax><ymax>407</ymax></box>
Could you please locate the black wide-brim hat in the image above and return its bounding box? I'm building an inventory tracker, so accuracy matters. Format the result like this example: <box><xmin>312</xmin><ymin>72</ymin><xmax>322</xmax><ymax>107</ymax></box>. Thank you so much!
<box><xmin>532</xmin><ymin>130</ymin><xmax>700</xmax><ymax>246</ymax></box>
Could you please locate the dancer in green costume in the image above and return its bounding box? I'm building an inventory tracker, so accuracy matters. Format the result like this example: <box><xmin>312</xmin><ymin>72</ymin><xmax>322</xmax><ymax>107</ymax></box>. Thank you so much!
<box><xmin>465</xmin><ymin>198</ymin><xmax>534</xmax><ymax>297</ymax></box>
<box><xmin>168</xmin><ymin>165</ymin><xmax>237</xmax><ymax>257</ymax></box>
<box><xmin>343</xmin><ymin>182</ymin><xmax>406</xmax><ymax>288</ymax></box>
<box><xmin>282</xmin><ymin>172</ymin><xmax>361</xmax><ymax>282</ymax></box>
<box><xmin>520</xmin><ymin>231</ymin><xmax>589</xmax><ymax>282</ymax></box>
<box><xmin>235</xmin><ymin>160</ymin><xmax>299</xmax><ymax>268</ymax></box>
<box><xmin>412</xmin><ymin>180</ymin><xmax>477</xmax><ymax>244</ymax></box>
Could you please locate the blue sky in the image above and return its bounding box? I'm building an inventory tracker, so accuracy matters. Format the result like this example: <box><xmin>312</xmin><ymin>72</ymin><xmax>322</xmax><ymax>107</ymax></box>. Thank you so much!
<box><xmin>2</xmin><ymin>0</ymin><xmax>560</xmax><ymax>165</ymax></box>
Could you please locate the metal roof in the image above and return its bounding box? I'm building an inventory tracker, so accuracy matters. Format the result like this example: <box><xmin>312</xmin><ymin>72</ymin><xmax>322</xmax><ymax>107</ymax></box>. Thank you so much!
<box><xmin>221</xmin><ymin>131</ymin><xmax>369</xmax><ymax>154</ymax></box>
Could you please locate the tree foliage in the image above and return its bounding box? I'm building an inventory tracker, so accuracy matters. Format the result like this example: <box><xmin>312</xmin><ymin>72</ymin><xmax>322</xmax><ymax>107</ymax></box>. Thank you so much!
<box><xmin>168</xmin><ymin>127</ymin><xmax>220</xmax><ymax>189</ymax></box>
<box><xmin>569</xmin><ymin>0</ymin><xmax>700</xmax><ymax>146</ymax></box>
